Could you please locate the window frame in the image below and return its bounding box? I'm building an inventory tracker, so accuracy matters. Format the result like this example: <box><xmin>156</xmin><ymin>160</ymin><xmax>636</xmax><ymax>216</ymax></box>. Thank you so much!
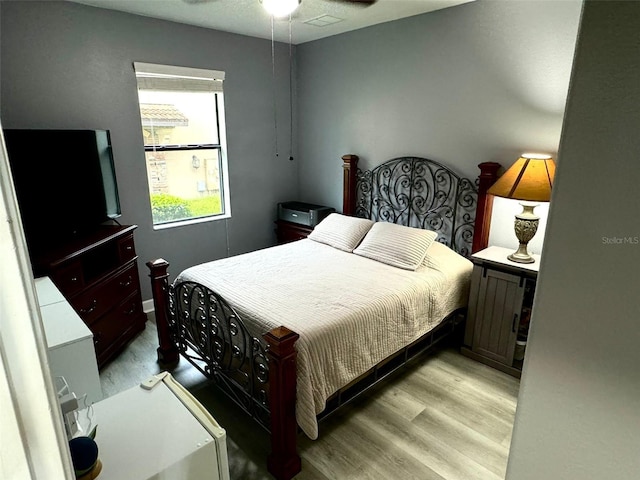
<box><xmin>134</xmin><ymin>62</ymin><xmax>231</xmax><ymax>229</ymax></box>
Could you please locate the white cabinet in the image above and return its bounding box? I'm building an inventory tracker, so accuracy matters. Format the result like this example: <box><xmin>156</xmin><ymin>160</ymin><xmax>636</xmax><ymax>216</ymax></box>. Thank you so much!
<box><xmin>472</xmin><ymin>268</ymin><xmax>525</xmax><ymax>366</ymax></box>
<box><xmin>35</xmin><ymin>276</ymin><xmax>102</xmax><ymax>403</ymax></box>
<box><xmin>92</xmin><ymin>373</ymin><xmax>230</xmax><ymax>480</ymax></box>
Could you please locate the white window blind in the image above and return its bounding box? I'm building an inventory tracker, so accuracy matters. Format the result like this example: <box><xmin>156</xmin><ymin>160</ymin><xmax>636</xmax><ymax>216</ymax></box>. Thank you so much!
<box><xmin>133</xmin><ymin>62</ymin><xmax>225</xmax><ymax>93</ymax></box>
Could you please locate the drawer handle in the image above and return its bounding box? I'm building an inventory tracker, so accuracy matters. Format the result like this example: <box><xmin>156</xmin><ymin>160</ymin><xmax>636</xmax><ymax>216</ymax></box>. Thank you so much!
<box><xmin>125</xmin><ymin>245</ymin><xmax>133</xmax><ymax>251</ymax></box>
<box><xmin>125</xmin><ymin>305</ymin><xmax>137</xmax><ymax>315</ymax></box>
<box><xmin>70</xmin><ymin>276</ymin><xmax>78</xmax><ymax>283</ymax></box>
<box><xmin>80</xmin><ymin>300</ymin><xmax>97</xmax><ymax>315</ymax></box>
<box><xmin>119</xmin><ymin>276</ymin><xmax>133</xmax><ymax>288</ymax></box>
<box><xmin>512</xmin><ymin>313</ymin><xmax>519</xmax><ymax>333</ymax></box>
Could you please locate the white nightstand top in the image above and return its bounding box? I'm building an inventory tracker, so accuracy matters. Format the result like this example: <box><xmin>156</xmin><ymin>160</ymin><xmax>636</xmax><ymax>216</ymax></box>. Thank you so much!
<box><xmin>34</xmin><ymin>276</ymin><xmax>93</xmax><ymax>349</ymax></box>
<box><xmin>472</xmin><ymin>246</ymin><xmax>541</xmax><ymax>274</ymax></box>
<box><xmin>34</xmin><ymin>276</ymin><xmax>66</xmax><ymax>307</ymax></box>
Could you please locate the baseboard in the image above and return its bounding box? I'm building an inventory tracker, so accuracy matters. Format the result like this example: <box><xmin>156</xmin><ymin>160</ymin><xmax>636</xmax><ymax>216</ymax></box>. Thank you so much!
<box><xmin>142</xmin><ymin>299</ymin><xmax>155</xmax><ymax>314</ymax></box>
<box><xmin>460</xmin><ymin>346</ymin><xmax>522</xmax><ymax>379</ymax></box>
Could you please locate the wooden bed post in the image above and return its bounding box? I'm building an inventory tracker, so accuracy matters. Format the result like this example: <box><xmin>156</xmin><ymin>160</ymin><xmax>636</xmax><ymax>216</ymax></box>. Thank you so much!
<box><xmin>147</xmin><ymin>258</ymin><xmax>179</xmax><ymax>366</ymax></box>
<box><xmin>263</xmin><ymin>326</ymin><xmax>301</xmax><ymax>480</ymax></box>
<box><xmin>342</xmin><ymin>154</ymin><xmax>359</xmax><ymax>216</ymax></box>
<box><xmin>472</xmin><ymin>162</ymin><xmax>501</xmax><ymax>253</ymax></box>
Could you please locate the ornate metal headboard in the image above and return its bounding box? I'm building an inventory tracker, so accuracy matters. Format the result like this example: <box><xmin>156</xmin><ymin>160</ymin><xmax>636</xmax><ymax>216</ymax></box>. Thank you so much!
<box><xmin>355</xmin><ymin>157</ymin><xmax>478</xmax><ymax>257</ymax></box>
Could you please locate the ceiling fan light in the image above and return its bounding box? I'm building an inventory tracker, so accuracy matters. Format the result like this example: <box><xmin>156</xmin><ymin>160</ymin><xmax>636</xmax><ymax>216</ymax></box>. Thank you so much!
<box><xmin>262</xmin><ymin>0</ymin><xmax>300</xmax><ymax>18</ymax></box>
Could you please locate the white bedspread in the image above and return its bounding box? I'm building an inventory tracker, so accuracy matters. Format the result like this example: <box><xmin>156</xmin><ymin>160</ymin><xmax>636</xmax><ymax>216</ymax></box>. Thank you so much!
<box><xmin>176</xmin><ymin>239</ymin><xmax>473</xmax><ymax>439</ymax></box>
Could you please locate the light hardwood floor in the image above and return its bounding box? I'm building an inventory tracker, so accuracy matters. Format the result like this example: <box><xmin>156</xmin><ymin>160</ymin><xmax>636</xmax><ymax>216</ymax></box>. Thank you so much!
<box><xmin>100</xmin><ymin>319</ymin><xmax>519</xmax><ymax>480</ymax></box>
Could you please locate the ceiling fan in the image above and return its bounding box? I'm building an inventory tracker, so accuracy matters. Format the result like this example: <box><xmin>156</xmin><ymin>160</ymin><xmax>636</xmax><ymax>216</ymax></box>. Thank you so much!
<box><xmin>265</xmin><ymin>0</ymin><xmax>378</xmax><ymax>18</ymax></box>
<box><xmin>182</xmin><ymin>0</ymin><xmax>378</xmax><ymax>16</ymax></box>
<box><xmin>312</xmin><ymin>0</ymin><xmax>378</xmax><ymax>5</ymax></box>
<box><xmin>178</xmin><ymin>0</ymin><xmax>378</xmax><ymax>159</ymax></box>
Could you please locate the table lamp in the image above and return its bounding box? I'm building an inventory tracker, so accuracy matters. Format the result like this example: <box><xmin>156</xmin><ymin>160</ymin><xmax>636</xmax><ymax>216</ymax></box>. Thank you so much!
<box><xmin>487</xmin><ymin>153</ymin><xmax>556</xmax><ymax>263</ymax></box>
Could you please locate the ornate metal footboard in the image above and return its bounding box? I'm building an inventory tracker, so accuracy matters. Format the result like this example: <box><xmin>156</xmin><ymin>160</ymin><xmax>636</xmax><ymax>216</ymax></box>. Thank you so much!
<box><xmin>147</xmin><ymin>259</ymin><xmax>301</xmax><ymax>480</ymax></box>
<box><xmin>171</xmin><ymin>280</ymin><xmax>271</xmax><ymax>429</ymax></box>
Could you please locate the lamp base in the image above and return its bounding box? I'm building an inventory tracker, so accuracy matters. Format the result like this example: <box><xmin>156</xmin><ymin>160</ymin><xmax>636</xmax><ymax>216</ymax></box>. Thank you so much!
<box><xmin>508</xmin><ymin>203</ymin><xmax>539</xmax><ymax>264</ymax></box>
<box><xmin>508</xmin><ymin>247</ymin><xmax>536</xmax><ymax>264</ymax></box>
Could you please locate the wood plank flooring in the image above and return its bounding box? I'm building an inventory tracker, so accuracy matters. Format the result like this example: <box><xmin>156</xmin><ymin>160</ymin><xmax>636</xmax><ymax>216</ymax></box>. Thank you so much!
<box><xmin>99</xmin><ymin>319</ymin><xmax>519</xmax><ymax>480</ymax></box>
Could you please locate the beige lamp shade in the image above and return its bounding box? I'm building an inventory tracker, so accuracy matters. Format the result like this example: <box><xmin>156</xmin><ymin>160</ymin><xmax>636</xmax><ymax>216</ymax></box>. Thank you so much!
<box><xmin>488</xmin><ymin>154</ymin><xmax>556</xmax><ymax>202</ymax></box>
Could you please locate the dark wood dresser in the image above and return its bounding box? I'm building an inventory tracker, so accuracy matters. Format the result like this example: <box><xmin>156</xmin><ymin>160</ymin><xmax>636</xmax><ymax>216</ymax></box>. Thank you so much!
<box><xmin>33</xmin><ymin>224</ymin><xmax>146</xmax><ymax>368</ymax></box>
<box><xmin>274</xmin><ymin>219</ymin><xmax>313</xmax><ymax>244</ymax></box>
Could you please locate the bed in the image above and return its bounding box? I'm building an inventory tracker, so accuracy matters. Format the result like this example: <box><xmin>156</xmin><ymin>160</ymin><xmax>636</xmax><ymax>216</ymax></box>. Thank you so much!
<box><xmin>147</xmin><ymin>154</ymin><xmax>500</xmax><ymax>480</ymax></box>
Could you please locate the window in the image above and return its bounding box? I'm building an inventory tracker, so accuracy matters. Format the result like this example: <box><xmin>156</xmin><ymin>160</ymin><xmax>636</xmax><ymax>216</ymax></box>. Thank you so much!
<box><xmin>133</xmin><ymin>62</ymin><xmax>230</xmax><ymax>228</ymax></box>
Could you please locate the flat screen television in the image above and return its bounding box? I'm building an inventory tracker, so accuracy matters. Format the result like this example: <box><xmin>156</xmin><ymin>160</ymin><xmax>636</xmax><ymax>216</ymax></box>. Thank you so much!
<box><xmin>4</xmin><ymin>129</ymin><xmax>121</xmax><ymax>256</ymax></box>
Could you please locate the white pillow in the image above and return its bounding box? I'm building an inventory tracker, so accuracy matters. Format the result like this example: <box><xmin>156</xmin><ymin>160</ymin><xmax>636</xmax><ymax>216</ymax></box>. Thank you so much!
<box><xmin>307</xmin><ymin>213</ymin><xmax>374</xmax><ymax>252</ymax></box>
<box><xmin>353</xmin><ymin>222</ymin><xmax>438</xmax><ymax>271</ymax></box>
<box><xmin>421</xmin><ymin>239</ymin><xmax>467</xmax><ymax>270</ymax></box>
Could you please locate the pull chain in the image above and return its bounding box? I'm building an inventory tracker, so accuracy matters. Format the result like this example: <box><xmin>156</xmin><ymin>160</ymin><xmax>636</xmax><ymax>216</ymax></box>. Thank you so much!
<box><xmin>271</xmin><ymin>15</ymin><xmax>279</xmax><ymax>157</ymax></box>
<box><xmin>225</xmin><ymin>217</ymin><xmax>230</xmax><ymax>258</ymax></box>
<box><xmin>289</xmin><ymin>13</ymin><xmax>294</xmax><ymax>161</ymax></box>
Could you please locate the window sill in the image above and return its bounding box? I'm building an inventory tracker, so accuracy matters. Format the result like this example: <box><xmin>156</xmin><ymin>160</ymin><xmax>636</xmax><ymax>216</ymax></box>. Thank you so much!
<box><xmin>153</xmin><ymin>213</ymin><xmax>231</xmax><ymax>231</ymax></box>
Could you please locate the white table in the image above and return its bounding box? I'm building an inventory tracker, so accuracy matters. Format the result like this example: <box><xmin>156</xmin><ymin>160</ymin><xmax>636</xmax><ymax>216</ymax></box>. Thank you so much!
<box><xmin>35</xmin><ymin>276</ymin><xmax>103</xmax><ymax>403</ymax></box>
<box><xmin>91</xmin><ymin>373</ymin><xmax>230</xmax><ymax>480</ymax></box>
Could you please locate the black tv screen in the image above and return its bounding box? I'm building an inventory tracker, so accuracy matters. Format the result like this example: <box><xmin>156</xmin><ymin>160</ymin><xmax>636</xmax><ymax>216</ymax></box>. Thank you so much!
<box><xmin>4</xmin><ymin>129</ymin><xmax>121</xmax><ymax>254</ymax></box>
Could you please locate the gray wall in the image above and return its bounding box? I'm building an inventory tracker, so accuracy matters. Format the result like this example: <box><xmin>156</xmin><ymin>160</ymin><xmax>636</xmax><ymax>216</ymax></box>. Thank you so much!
<box><xmin>0</xmin><ymin>1</ymin><xmax>298</xmax><ymax>300</ymax></box>
<box><xmin>297</xmin><ymin>0</ymin><xmax>581</xmax><ymax>254</ymax></box>
<box><xmin>1</xmin><ymin>0</ymin><xmax>583</xmax><ymax>300</ymax></box>
<box><xmin>507</xmin><ymin>1</ymin><xmax>640</xmax><ymax>478</ymax></box>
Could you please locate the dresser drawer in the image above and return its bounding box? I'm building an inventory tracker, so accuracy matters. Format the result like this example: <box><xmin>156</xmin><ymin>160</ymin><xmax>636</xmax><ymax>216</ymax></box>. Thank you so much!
<box><xmin>51</xmin><ymin>261</ymin><xmax>85</xmax><ymax>296</ymax></box>
<box><xmin>118</xmin><ymin>234</ymin><xmax>137</xmax><ymax>263</ymax></box>
<box><xmin>92</xmin><ymin>293</ymin><xmax>144</xmax><ymax>365</ymax></box>
<box><xmin>275</xmin><ymin>220</ymin><xmax>313</xmax><ymax>244</ymax></box>
<box><xmin>70</xmin><ymin>263</ymin><xmax>140</xmax><ymax>325</ymax></box>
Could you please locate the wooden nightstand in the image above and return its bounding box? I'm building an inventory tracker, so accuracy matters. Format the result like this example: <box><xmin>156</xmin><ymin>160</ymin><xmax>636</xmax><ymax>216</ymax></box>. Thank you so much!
<box><xmin>275</xmin><ymin>201</ymin><xmax>334</xmax><ymax>244</ymax></box>
<box><xmin>461</xmin><ymin>246</ymin><xmax>539</xmax><ymax>378</ymax></box>
<box><xmin>274</xmin><ymin>220</ymin><xmax>313</xmax><ymax>244</ymax></box>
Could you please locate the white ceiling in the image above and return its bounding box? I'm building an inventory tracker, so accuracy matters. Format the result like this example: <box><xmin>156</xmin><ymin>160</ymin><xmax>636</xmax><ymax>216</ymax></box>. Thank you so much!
<box><xmin>69</xmin><ymin>0</ymin><xmax>473</xmax><ymax>44</ymax></box>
